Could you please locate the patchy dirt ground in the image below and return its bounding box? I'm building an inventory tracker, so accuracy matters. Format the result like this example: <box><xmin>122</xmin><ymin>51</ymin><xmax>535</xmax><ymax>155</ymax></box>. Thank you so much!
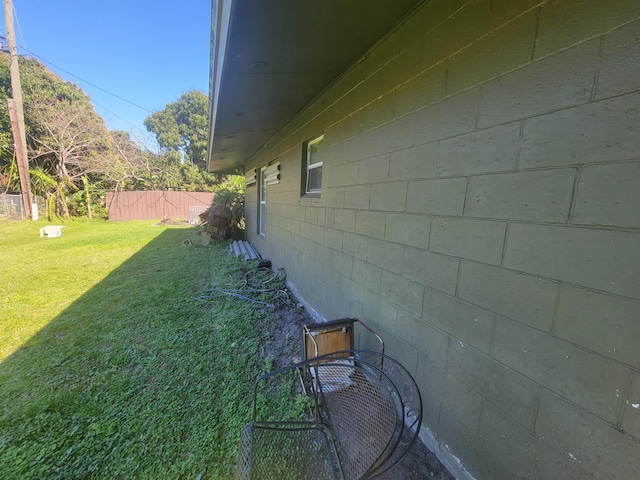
<box><xmin>259</xmin><ymin>300</ymin><xmax>455</xmax><ymax>480</ymax></box>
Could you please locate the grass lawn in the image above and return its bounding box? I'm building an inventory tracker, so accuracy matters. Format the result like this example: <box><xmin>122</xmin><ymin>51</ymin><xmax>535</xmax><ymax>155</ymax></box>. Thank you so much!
<box><xmin>0</xmin><ymin>219</ymin><xmax>287</xmax><ymax>479</ymax></box>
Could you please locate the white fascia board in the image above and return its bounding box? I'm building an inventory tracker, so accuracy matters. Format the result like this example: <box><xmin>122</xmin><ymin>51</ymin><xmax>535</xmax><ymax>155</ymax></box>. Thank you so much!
<box><xmin>208</xmin><ymin>0</ymin><xmax>234</xmax><ymax>171</ymax></box>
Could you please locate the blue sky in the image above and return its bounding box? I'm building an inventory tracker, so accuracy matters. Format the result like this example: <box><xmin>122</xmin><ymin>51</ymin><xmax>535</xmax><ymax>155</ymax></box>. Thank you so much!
<box><xmin>2</xmin><ymin>0</ymin><xmax>211</xmax><ymax>149</ymax></box>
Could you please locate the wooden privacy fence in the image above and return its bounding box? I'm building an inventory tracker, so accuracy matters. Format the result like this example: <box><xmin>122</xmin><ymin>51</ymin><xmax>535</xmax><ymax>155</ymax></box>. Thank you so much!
<box><xmin>107</xmin><ymin>191</ymin><xmax>214</xmax><ymax>222</ymax></box>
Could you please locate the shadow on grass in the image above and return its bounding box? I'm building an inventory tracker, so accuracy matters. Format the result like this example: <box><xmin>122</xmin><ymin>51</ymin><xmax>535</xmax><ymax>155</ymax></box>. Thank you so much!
<box><xmin>0</xmin><ymin>228</ymin><xmax>262</xmax><ymax>479</ymax></box>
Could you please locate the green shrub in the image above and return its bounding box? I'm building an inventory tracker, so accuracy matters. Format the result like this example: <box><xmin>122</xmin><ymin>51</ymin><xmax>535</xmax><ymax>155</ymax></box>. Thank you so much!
<box><xmin>201</xmin><ymin>175</ymin><xmax>245</xmax><ymax>239</ymax></box>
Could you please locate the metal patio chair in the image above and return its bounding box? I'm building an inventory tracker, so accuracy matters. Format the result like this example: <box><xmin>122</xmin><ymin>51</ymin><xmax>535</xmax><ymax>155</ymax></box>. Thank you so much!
<box><xmin>235</xmin><ymin>349</ymin><xmax>422</xmax><ymax>480</ymax></box>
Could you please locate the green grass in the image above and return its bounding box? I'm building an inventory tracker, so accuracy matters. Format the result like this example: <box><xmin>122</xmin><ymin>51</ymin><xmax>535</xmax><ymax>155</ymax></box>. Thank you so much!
<box><xmin>0</xmin><ymin>219</ymin><xmax>284</xmax><ymax>479</ymax></box>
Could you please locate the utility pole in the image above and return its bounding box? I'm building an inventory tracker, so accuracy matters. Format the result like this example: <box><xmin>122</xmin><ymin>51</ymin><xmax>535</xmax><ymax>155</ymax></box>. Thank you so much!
<box><xmin>3</xmin><ymin>0</ymin><xmax>33</xmax><ymax>218</ymax></box>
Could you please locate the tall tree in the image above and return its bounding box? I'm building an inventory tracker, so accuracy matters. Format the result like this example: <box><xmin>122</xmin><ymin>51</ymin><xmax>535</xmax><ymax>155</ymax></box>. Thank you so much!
<box><xmin>0</xmin><ymin>54</ymin><xmax>111</xmax><ymax>186</ymax></box>
<box><xmin>143</xmin><ymin>90</ymin><xmax>209</xmax><ymax>169</ymax></box>
<box><xmin>28</xmin><ymin>95</ymin><xmax>112</xmax><ymax>182</ymax></box>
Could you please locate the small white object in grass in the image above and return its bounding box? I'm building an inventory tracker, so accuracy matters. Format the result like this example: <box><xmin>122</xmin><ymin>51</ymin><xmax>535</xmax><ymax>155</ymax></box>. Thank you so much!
<box><xmin>40</xmin><ymin>225</ymin><xmax>65</xmax><ymax>237</ymax></box>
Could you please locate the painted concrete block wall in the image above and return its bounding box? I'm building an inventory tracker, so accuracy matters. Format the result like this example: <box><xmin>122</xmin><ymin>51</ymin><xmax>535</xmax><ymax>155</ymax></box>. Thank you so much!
<box><xmin>244</xmin><ymin>1</ymin><xmax>640</xmax><ymax>478</ymax></box>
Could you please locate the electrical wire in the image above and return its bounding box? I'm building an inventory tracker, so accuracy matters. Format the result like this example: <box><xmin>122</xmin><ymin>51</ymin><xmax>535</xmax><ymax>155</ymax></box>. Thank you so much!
<box><xmin>13</xmin><ymin>44</ymin><xmax>155</xmax><ymax>114</ymax></box>
<box><xmin>0</xmin><ymin>32</ymin><xmax>159</xmax><ymax>146</ymax></box>
<box><xmin>13</xmin><ymin>5</ymin><xmax>27</xmax><ymax>51</ymax></box>
<box><xmin>197</xmin><ymin>266</ymin><xmax>295</xmax><ymax>308</ymax></box>
<box><xmin>90</xmin><ymin>98</ymin><xmax>158</xmax><ymax>148</ymax></box>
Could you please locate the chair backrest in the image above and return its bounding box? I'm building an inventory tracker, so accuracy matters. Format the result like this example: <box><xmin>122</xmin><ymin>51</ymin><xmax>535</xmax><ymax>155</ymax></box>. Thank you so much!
<box><xmin>303</xmin><ymin>318</ymin><xmax>384</xmax><ymax>362</ymax></box>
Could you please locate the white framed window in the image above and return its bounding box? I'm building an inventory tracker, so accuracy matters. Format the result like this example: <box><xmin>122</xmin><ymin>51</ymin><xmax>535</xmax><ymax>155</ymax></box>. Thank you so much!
<box><xmin>258</xmin><ymin>166</ymin><xmax>266</xmax><ymax>236</ymax></box>
<box><xmin>303</xmin><ymin>134</ymin><xmax>324</xmax><ymax>196</ymax></box>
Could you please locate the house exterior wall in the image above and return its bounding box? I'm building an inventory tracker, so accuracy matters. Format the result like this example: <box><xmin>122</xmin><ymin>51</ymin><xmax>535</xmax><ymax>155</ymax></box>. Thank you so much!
<box><xmin>243</xmin><ymin>1</ymin><xmax>640</xmax><ymax>478</ymax></box>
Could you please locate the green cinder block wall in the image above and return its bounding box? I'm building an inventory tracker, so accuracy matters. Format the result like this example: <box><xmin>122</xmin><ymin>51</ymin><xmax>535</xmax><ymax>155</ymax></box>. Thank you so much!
<box><xmin>244</xmin><ymin>1</ymin><xmax>640</xmax><ymax>478</ymax></box>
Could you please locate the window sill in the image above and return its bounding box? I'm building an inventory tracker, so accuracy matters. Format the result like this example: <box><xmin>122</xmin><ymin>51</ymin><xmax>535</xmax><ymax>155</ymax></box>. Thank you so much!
<box><xmin>301</xmin><ymin>192</ymin><xmax>321</xmax><ymax>199</ymax></box>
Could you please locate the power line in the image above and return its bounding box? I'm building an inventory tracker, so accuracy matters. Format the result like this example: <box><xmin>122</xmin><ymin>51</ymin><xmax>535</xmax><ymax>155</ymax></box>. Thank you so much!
<box><xmin>13</xmin><ymin>43</ymin><xmax>155</xmax><ymax>114</ymax></box>
<box><xmin>12</xmin><ymin>4</ymin><xmax>26</xmax><ymax>51</ymax></box>
<box><xmin>90</xmin><ymin>98</ymin><xmax>160</xmax><ymax>151</ymax></box>
<box><xmin>93</xmin><ymin>99</ymin><xmax>150</xmax><ymax>134</ymax></box>
<box><xmin>92</xmin><ymin>99</ymin><xmax>151</xmax><ymax>135</ymax></box>
<box><xmin>0</xmin><ymin>33</ymin><xmax>159</xmax><ymax>149</ymax></box>
<box><xmin>0</xmin><ymin>36</ymin><xmax>155</xmax><ymax>117</ymax></box>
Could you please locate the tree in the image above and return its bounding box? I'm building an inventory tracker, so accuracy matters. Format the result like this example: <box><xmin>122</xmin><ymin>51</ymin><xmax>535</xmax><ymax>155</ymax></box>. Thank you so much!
<box><xmin>0</xmin><ymin>55</ymin><xmax>219</xmax><ymax>219</ymax></box>
<box><xmin>143</xmin><ymin>90</ymin><xmax>209</xmax><ymax>169</ymax></box>
<box><xmin>0</xmin><ymin>54</ymin><xmax>116</xmax><ymax>217</ymax></box>
<box><xmin>102</xmin><ymin>130</ymin><xmax>168</xmax><ymax>191</ymax></box>
<box><xmin>28</xmin><ymin>95</ymin><xmax>111</xmax><ymax>180</ymax></box>
<box><xmin>25</xmin><ymin>94</ymin><xmax>114</xmax><ymax>219</ymax></box>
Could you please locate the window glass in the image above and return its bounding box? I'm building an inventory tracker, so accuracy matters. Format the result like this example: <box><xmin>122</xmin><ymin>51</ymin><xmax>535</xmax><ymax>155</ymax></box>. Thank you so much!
<box><xmin>307</xmin><ymin>167</ymin><xmax>322</xmax><ymax>192</ymax></box>
<box><xmin>304</xmin><ymin>135</ymin><xmax>324</xmax><ymax>195</ymax></box>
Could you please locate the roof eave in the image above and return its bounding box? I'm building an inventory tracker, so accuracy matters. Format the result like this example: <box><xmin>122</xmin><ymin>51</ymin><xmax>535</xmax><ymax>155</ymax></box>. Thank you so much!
<box><xmin>207</xmin><ymin>0</ymin><xmax>235</xmax><ymax>173</ymax></box>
